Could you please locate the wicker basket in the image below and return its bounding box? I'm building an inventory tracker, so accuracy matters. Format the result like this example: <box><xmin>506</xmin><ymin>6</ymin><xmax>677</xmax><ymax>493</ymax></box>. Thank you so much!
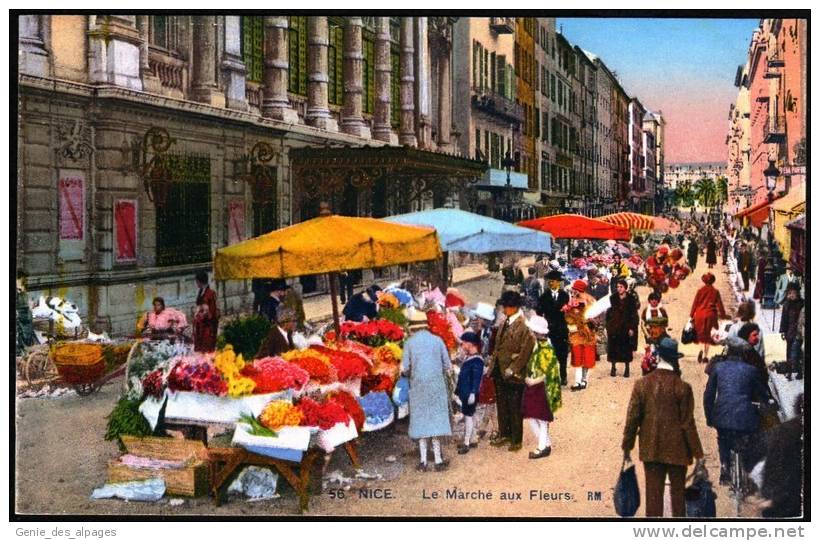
<box><xmin>53</xmin><ymin>343</ymin><xmax>105</xmax><ymax>384</ymax></box>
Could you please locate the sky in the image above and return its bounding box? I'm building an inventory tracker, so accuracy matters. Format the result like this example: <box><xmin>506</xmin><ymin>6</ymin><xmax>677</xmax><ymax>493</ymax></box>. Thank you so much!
<box><xmin>556</xmin><ymin>17</ymin><xmax>760</xmax><ymax>164</ymax></box>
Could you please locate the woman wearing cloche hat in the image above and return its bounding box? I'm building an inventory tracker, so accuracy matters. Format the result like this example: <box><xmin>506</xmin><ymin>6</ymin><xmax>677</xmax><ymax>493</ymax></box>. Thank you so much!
<box><xmin>564</xmin><ymin>280</ymin><xmax>598</xmax><ymax>391</ymax></box>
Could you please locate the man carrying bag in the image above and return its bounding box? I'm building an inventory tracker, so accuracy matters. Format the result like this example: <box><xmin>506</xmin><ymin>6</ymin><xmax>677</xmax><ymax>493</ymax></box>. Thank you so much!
<box><xmin>622</xmin><ymin>338</ymin><xmax>705</xmax><ymax>517</ymax></box>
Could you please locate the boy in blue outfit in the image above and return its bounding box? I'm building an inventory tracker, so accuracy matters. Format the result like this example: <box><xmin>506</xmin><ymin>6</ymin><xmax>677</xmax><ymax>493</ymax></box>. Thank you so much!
<box><xmin>455</xmin><ymin>331</ymin><xmax>485</xmax><ymax>454</ymax></box>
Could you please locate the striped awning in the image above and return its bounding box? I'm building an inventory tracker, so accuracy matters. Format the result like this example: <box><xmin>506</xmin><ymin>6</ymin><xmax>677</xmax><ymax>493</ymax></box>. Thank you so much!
<box><xmin>600</xmin><ymin>212</ymin><xmax>655</xmax><ymax>232</ymax></box>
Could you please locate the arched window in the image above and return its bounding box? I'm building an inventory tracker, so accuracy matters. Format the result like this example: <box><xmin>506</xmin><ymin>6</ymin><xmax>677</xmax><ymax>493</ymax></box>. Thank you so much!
<box><xmin>288</xmin><ymin>16</ymin><xmax>308</xmax><ymax>95</ymax></box>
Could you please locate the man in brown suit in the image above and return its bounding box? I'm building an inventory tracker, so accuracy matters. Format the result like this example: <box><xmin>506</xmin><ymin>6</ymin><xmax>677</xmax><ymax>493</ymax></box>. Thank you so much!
<box><xmin>255</xmin><ymin>306</ymin><xmax>297</xmax><ymax>358</ymax></box>
<box><xmin>489</xmin><ymin>291</ymin><xmax>535</xmax><ymax>452</ymax></box>
<box><xmin>622</xmin><ymin>337</ymin><xmax>704</xmax><ymax>517</ymax></box>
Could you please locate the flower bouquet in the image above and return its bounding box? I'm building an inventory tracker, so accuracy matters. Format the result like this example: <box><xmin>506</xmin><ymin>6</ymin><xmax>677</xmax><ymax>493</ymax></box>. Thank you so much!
<box><xmin>240</xmin><ymin>356</ymin><xmax>310</xmax><ymax>394</ymax></box>
<box><xmin>282</xmin><ymin>348</ymin><xmax>338</xmax><ymax>384</ymax></box>
<box><xmin>327</xmin><ymin>390</ymin><xmax>365</xmax><ymax>432</ymax></box>
<box><xmin>141</xmin><ymin>369</ymin><xmax>165</xmax><ymax>400</ymax></box>
<box><xmin>296</xmin><ymin>396</ymin><xmax>351</xmax><ymax>430</ymax></box>
<box><xmin>371</xmin><ymin>342</ymin><xmax>402</xmax><ymax>380</ymax></box>
<box><xmin>125</xmin><ymin>341</ymin><xmax>191</xmax><ymax>400</ymax></box>
<box><xmin>384</xmin><ymin>287</ymin><xmax>413</xmax><ymax>307</ymax></box>
<box><xmin>360</xmin><ymin>373</ymin><xmax>395</xmax><ymax>396</ymax></box>
<box><xmin>259</xmin><ymin>400</ymin><xmax>304</xmax><ymax>431</ymax></box>
<box><xmin>358</xmin><ymin>391</ymin><xmax>395</xmax><ymax>431</ymax></box>
<box><xmin>426</xmin><ymin>311</ymin><xmax>457</xmax><ymax>351</ymax></box>
<box><xmin>167</xmin><ymin>355</ymin><xmax>227</xmax><ymax>396</ymax></box>
<box><xmin>339</xmin><ymin>320</ymin><xmax>405</xmax><ymax>347</ymax></box>
<box><xmin>309</xmin><ymin>346</ymin><xmax>369</xmax><ymax>381</ymax></box>
<box><xmin>376</xmin><ymin>291</ymin><xmax>400</xmax><ymax>309</ymax></box>
<box><xmin>214</xmin><ymin>346</ymin><xmax>257</xmax><ymax>398</ymax></box>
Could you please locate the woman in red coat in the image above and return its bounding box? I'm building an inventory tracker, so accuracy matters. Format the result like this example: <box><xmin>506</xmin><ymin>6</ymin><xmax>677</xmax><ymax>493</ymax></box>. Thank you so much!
<box><xmin>193</xmin><ymin>271</ymin><xmax>219</xmax><ymax>352</ymax></box>
<box><xmin>689</xmin><ymin>272</ymin><xmax>728</xmax><ymax>363</ymax></box>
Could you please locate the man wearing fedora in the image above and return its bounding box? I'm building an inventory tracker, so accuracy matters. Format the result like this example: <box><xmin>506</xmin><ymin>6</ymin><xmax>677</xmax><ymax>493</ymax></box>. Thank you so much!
<box><xmin>259</xmin><ymin>279</ymin><xmax>290</xmax><ymax>323</ymax></box>
<box><xmin>622</xmin><ymin>337</ymin><xmax>704</xmax><ymax>517</ymax></box>
<box><xmin>489</xmin><ymin>291</ymin><xmax>535</xmax><ymax>452</ymax></box>
<box><xmin>402</xmin><ymin>310</ymin><xmax>453</xmax><ymax>471</ymax></box>
<box><xmin>536</xmin><ymin>270</ymin><xmax>570</xmax><ymax>386</ymax></box>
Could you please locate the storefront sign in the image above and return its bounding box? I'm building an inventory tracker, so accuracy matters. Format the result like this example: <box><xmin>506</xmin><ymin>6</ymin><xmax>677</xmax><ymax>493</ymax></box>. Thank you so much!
<box><xmin>59</xmin><ymin>170</ymin><xmax>85</xmax><ymax>240</ymax></box>
<box><xmin>780</xmin><ymin>165</ymin><xmax>805</xmax><ymax>177</ymax></box>
<box><xmin>114</xmin><ymin>199</ymin><xmax>138</xmax><ymax>262</ymax></box>
<box><xmin>228</xmin><ymin>199</ymin><xmax>246</xmax><ymax>245</ymax></box>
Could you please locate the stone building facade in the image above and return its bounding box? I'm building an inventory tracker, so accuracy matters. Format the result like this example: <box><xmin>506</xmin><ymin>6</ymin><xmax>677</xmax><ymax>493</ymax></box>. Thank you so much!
<box><xmin>628</xmin><ymin>97</ymin><xmax>648</xmax><ymax>213</ymax></box>
<box><xmin>17</xmin><ymin>14</ymin><xmax>466</xmax><ymax>335</ymax></box>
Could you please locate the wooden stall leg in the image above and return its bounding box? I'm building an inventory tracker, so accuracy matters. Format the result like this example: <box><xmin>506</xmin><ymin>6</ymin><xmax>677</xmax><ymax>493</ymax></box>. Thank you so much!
<box><xmin>344</xmin><ymin>440</ymin><xmax>361</xmax><ymax>470</ymax></box>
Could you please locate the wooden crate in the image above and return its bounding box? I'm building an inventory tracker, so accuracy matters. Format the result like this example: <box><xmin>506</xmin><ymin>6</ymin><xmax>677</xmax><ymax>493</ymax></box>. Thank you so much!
<box><xmin>107</xmin><ymin>436</ymin><xmax>210</xmax><ymax>498</ymax></box>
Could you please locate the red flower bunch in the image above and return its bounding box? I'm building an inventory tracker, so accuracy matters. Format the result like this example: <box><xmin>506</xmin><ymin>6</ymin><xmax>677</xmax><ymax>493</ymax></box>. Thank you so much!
<box><xmin>426</xmin><ymin>311</ymin><xmax>457</xmax><ymax>351</ymax></box>
<box><xmin>141</xmin><ymin>369</ymin><xmax>165</xmax><ymax>399</ymax></box>
<box><xmin>167</xmin><ymin>359</ymin><xmax>227</xmax><ymax>396</ymax></box>
<box><xmin>241</xmin><ymin>356</ymin><xmax>310</xmax><ymax>393</ymax></box>
<box><xmin>340</xmin><ymin>320</ymin><xmax>405</xmax><ymax>346</ymax></box>
<box><xmin>329</xmin><ymin>339</ymin><xmax>374</xmax><ymax>361</ymax></box>
<box><xmin>285</xmin><ymin>353</ymin><xmax>337</xmax><ymax>384</ymax></box>
<box><xmin>327</xmin><ymin>391</ymin><xmax>365</xmax><ymax>431</ymax></box>
<box><xmin>361</xmin><ymin>373</ymin><xmax>395</xmax><ymax>395</ymax></box>
<box><xmin>297</xmin><ymin>396</ymin><xmax>350</xmax><ymax>430</ymax></box>
<box><xmin>309</xmin><ymin>346</ymin><xmax>369</xmax><ymax>381</ymax></box>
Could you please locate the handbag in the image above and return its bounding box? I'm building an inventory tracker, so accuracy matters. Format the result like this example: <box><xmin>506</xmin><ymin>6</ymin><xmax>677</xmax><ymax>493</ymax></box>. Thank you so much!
<box><xmin>681</xmin><ymin>322</ymin><xmax>697</xmax><ymax>345</ymax></box>
<box><xmin>757</xmin><ymin>398</ymin><xmax>781</xmax><ymax>431</ymax></box>
<box><xmin>614</xmin><ymin>458</ymin><xmax>641</xmax><ymax>517</ymax></box>
<box><xmin>685</xmin><ymin>462</ymin><xmax>717</xmax><ymax>518</ymax></box>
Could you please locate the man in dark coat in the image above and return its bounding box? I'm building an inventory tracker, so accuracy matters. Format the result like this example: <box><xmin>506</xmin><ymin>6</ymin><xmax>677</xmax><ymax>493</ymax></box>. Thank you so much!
<box><xmin>342</xmin><ymin>284</ymin><xmax>380</xmax><ymax>322</ymax></box>
<box><xmin>687</xmin><ymin>238</ymin><xmax>699</xmax><ymax>270</ymax></box>
<box><xmin>536</xmin><ymin>270</ymin><xmax>570</xmax><ymax>386</ymax></box>
<box><xmin>255</xmin><ymin>306</ymin><xmax>297</xmax><ymax>358</ymax></box>
<box><xmin>193</xmin><ymin>271</ymin><xmax>219</xmax><ymax>352</ymax></box>
<box><xmin>779</xmin><ymin>283</ymin><xmax>804</xmax><ymax>372</ymax></box>
<box><xmin>703</xmin><ymin>335</ymin><xmax>771</xmax><ymax>483</ymax></box>
<box><xmin>259</xmin><ymin>279</ymin><xmax>288</xmax><ymax>323</ymax></box>
<box><xmin>622</xmin><ymin>338</ymin><xmax>704</xmax><ymax>517</ymax></box>
<box><xmin>489</xmin><ymin>291</ymin><xmax>535</xmax><ymax>452</ymax></box>
<box><xmin>737</xmin><ymin>242</ymin><xmax>753</xmax><ymax>292</ymax></box>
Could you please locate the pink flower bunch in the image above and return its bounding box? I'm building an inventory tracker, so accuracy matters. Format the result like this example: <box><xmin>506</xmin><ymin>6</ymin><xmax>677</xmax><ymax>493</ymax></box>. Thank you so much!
<box><xmin>167</xmin><ymin>357</ymin><xmax>227</xmax><ymax>396</ymax></box>
<box><xmin>241</xmin><ymin>356</ymin><xmax>310</xmax><ymax>393</ymax></box>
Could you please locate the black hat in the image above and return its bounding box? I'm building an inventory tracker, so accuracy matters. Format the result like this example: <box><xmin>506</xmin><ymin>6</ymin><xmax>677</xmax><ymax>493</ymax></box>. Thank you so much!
<box><xmin>270</xmin><ymin>279</ymin><xmax>290</xmax><ymax>291</ymax></box>
<box><xmin>656</xmin><ymin>337</ymin><xmax>684</xmax><ymax>363</ymax></box>
<box><xmin>498</xmin><ymin>290</ymin><xmax>522</xmax><ymax>308</ymax></box>
<box><xmin>546</xmin><ymin>270</ymin><xmax>564</xmax><ymax>281</ymax></box>
<box><xmin>459</xmin><ymin>331</ymin><xmax>482</xmax><ymax>347</ymax></box>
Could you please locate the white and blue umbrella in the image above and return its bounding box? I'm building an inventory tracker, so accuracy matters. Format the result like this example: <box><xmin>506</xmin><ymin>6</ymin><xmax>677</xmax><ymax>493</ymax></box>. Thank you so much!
<box><xmin>383</xmin><ymin>208</ymin><xmax>552</xmax><ymax>254</ymax></box>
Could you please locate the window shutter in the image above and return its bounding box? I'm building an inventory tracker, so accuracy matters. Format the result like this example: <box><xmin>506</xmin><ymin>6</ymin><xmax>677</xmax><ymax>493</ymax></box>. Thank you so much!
<box><xmin>497</xmin><ymin>55</ymin><xmax>506</xmax><ymax>97</ymax></box>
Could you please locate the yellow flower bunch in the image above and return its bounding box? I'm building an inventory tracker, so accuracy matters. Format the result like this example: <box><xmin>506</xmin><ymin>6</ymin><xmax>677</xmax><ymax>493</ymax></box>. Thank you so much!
<box><xmin>259</xmin><ymin>400</ymin><xmax>303</xmax><ymax>430</ymax></box>
<box><xmin>281</xmin><ymin>348</ymin><xmax>330</xmax><ymax>365</ymax></box>
<box><xmin>381</xmin><ymin>341</ymin><xmax>403</xmax><ymax>361</ymax></box>
<box><xmin>215</xmin><ymin>345</ymin><xmax>255</xmax><ymax>397</ymax></box>
<box><xmin>214</xmin><ymin>345</ymin><xmax>246</xmax><ymax>379</ymax></box>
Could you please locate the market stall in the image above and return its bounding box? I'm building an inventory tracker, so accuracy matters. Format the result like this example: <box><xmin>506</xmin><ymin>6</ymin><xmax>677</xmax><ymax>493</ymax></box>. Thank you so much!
<box><xmin>517</xmin><ymin>214</ymin><xmax>630</xmax><ymax>241</ymax></box>
<box><xmin>383</xmin><ymin>207</ymin><xmax>553</xmax><ymax>284</ymax></box>
<box><xmin>600</xmin><ymin>212</ymin><xmax>655</xmax><ymax>233</ymax></box>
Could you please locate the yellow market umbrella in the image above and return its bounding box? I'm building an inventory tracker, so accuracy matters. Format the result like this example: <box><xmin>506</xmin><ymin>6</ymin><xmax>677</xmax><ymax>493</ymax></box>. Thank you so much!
<box><xmin>214</xmin><ymin>204</ymin><xmax>442</xmax><ymax>331</ymax></box>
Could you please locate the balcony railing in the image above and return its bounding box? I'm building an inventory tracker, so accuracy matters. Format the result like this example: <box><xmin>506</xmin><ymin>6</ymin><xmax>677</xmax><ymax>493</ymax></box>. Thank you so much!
<box><xmin>470</xmin><ymin>87</ymin><xmax>524</xmax><ymax>124</ymax></box>
<box><xmin>767</xmin><ymin>47</ymin><xmax>785</xmax><ymax>68</ymax></box>
<box><xmin>763</xmin><ymin>115</ymin><xmax>786</xmax><ymax>143</ymax></box>
<box><xmin>148</xmin><ymin>51</ymin><xmax>187</xmax><ymax>96</ymax></box>
<box><xmin>489</xmin><ymin>17</ymin><xmax>515</xmax><ymax>34</ymax></box>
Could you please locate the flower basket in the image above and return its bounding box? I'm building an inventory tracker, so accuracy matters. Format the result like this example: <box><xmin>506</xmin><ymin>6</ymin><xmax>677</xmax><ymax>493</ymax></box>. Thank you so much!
<box><xmin>362</xmin><ymin>409</ymin><xmax>395</xmax><ymax>432</ymax></box>
<box><xmin>315</xmin><ymin>420</ymin><xmax>358</xmax><ymax>453</ymax></box>
<box><xmin>52</xmin><ymin>343</ymin><xmax>105</xmax><ymax>384</ymax></box>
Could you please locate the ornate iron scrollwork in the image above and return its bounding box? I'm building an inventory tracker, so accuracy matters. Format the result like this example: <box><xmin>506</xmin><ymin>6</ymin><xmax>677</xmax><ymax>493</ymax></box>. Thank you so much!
<box><xmin>140</xmin><ymin>127</ymin><xmax>176</xmax><ymax>206</ymax></box>
<box><xmin>237</xmin><ymin>141</ymin><xmax>276</xmax><ymax>204</ymax></box>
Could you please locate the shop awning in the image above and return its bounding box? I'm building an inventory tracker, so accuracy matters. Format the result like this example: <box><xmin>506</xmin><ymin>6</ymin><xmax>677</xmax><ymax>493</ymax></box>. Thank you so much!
<box><xmin>734</xmin><ymin>197</ymin><xmax>779</xmax><ymax>229</ymax></box>
<box><xmin>771</xmin><ymin>184</ymin><xmax>805</xmax><ymax>214</ymax></box>
<box><xmin>785</xmin><ymin>214</ymin><xmax>805</xmax><ymax>230</ymax></box>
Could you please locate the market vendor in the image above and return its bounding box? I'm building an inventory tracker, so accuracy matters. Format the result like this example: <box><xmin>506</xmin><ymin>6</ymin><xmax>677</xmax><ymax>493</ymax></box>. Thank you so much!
<box><xmin>609</xmin><ymin>253</ymin><xmax>631</xmax><ymax>293</ymax></box>
<box><xmin>259</xmin><ymin>279</ymin><xmax>289</xmax><ymax>323</ymax></box>
<box><xmin>136</xmin><ymin>297</ymin><xmax>188</xmax><ymax>340</ymax></box>
<box><xmin>342</xmin><ymin>284</ymin><xmax>380</xmax><ymax>322</ymax></box>
<box><xmin>193</xmin><ymin>271</ymin><xmax>219</xmax><ymax>352</ymax></box>
<box><xmin>255</xmin><ymin>306</ymin><xmax>297</xmax><ymax>359</ymax></box>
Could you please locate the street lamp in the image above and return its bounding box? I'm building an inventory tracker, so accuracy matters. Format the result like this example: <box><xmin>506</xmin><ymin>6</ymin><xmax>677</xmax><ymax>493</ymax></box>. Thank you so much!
<box><xmin>761</xmin><ymin>160</ymin><xmax>780</xmax><ymax>309</ymax></box>
<box><xmin>500</xmin><ymin>150</ymin><xmax>518</xmax><ymax>222</ymax></box>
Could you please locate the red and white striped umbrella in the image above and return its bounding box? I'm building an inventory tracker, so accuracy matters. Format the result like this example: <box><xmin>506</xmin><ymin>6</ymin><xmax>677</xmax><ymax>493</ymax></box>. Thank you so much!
<box><xmin>600</xmin><ymin>212</ymin><xmax>655</xmax><ymax>232</ymax></box>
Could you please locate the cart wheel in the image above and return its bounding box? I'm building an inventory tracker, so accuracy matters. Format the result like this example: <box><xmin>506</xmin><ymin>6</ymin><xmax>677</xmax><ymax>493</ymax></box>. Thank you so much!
<box><xmin>74</xmin><ymin>383</ymin><xmax>98</xmax><ymax>396</ymax></box>
<box><xmin>24</xmin><ymin>347</ymin><xmax>57</xmax><ymax>385</ymax></box>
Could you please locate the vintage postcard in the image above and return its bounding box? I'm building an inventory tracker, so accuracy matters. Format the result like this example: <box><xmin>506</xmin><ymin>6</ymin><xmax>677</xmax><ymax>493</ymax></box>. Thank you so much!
<box><xmin>13</xmin><ymin>10</ymin><xmax>808</xmax><ymax>523</ymax></box>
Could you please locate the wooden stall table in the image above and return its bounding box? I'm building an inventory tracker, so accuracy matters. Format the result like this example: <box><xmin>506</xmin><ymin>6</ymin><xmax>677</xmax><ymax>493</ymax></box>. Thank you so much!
<box><xmin>159</xmin><ymin>419</ymin><xmax>361</xmax><ymax>512</ymax></box>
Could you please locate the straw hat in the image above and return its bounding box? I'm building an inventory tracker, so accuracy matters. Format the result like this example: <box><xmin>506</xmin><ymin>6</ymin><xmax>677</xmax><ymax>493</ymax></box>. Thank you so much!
<box><xmin>471</xmin><ymin>302</ymin><xmax>496</xmax><ymax>322</ymax></box>
<box><xmin>407</xmin><ymin>310</ymin><xmax>428</xmax><ymax>330</ymax></box>
<box><xmin>526</xmin><ymin>315</ymin><xmax>550</xmax><ymax>336</ymax></box>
